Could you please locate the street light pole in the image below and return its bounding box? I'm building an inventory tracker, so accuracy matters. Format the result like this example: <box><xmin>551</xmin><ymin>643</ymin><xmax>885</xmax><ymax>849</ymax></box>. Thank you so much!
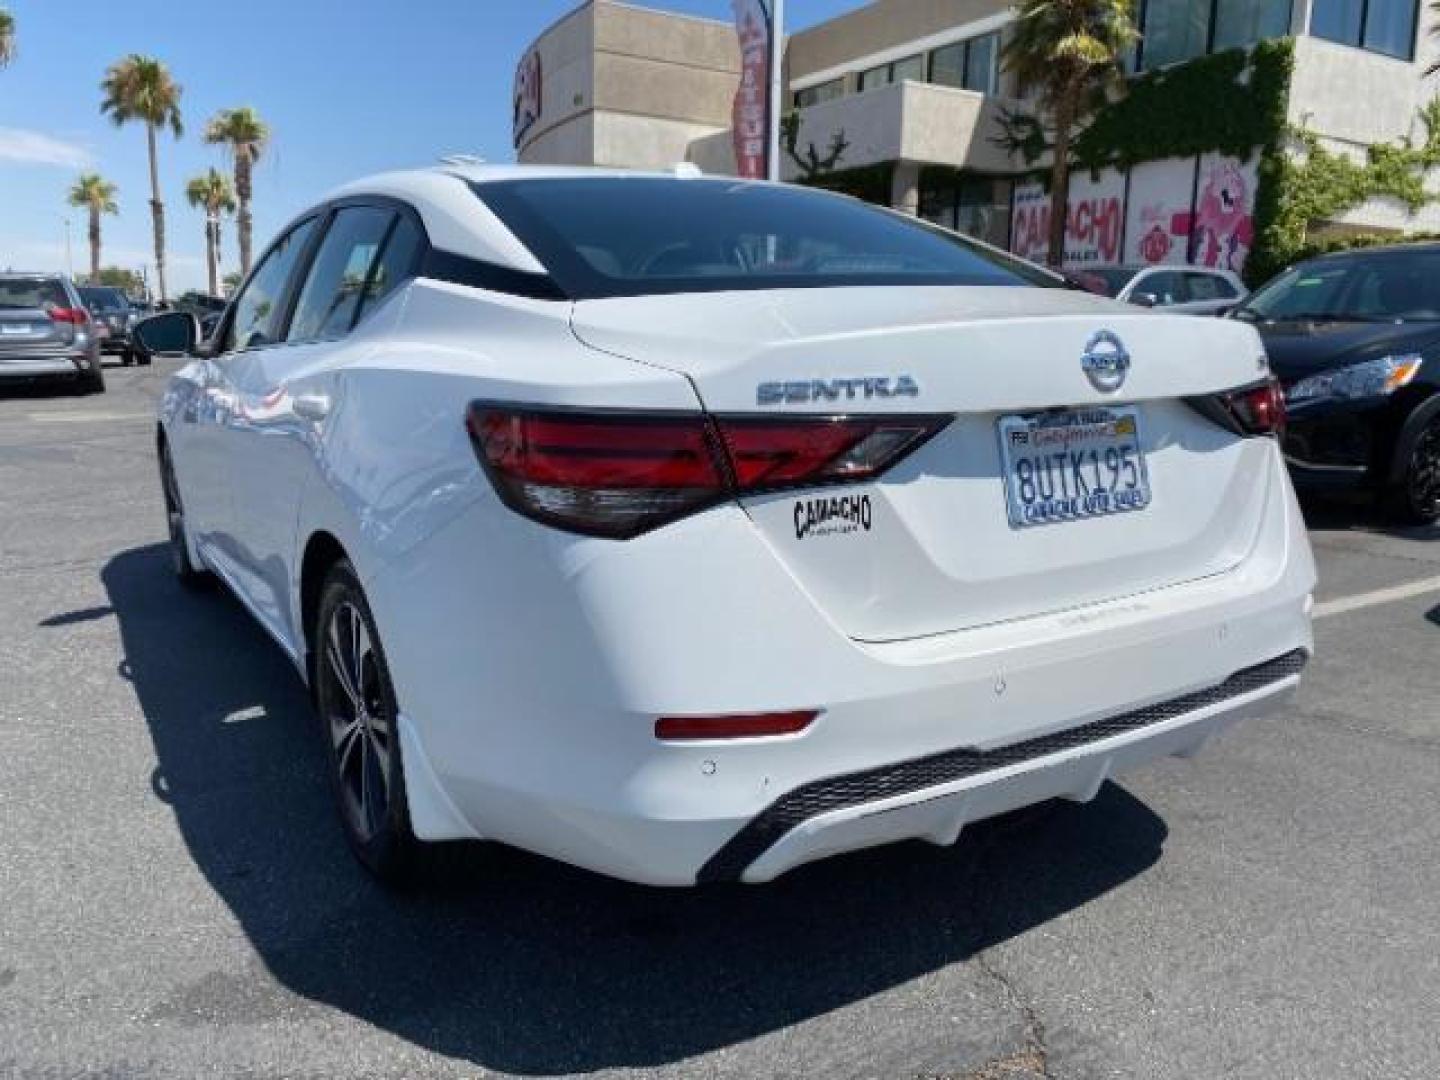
<box><xmin>62</xmin><ymin>217</ymin><xmax>74</xmax><ymax>279</ymax></box>
<box><xmin>767</xmin><ymin>0</ymin><xmax>784</xmax><ymax>182</ymax></box>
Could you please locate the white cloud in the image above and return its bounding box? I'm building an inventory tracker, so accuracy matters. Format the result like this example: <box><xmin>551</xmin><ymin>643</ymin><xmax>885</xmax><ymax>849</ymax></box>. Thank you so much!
<box><xmin>0</xmin><ymin>127</ymin><xmax>95</xmax><ymax>169</ymax></box>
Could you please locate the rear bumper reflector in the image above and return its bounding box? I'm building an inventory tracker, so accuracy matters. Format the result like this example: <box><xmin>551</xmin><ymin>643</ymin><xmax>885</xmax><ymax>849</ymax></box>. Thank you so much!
<box><xmin>696</xmin><ymin>650</ymin><xmax>1308</xmax><ymax>883</ymax></box>
<box><xmin>656</xmin><ymin>710</ymin><xmax>819</xmax><ymax>741</ymax></box>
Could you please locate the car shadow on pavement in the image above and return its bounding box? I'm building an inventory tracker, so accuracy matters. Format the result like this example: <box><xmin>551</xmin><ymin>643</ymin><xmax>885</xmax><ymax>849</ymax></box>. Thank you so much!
<box><xmin>102</xmin><ymin>542</ymin><xmax>1168</xmax><ymax>1075</ymax></box>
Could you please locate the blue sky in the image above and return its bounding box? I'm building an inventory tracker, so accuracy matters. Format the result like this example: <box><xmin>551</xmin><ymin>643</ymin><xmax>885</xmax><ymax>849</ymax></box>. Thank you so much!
<box><xmin>0</xmin><ymin>0</ymin><xmax>855</xmax><ymax>294</ymax></box>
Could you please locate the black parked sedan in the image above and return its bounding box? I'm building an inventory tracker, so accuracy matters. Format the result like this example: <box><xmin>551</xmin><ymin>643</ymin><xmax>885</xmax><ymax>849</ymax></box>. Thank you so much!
<box><xmin>1233</xmin><ymin>243</ymin><xmax>1440</xmax><ymax>524</ymax></box>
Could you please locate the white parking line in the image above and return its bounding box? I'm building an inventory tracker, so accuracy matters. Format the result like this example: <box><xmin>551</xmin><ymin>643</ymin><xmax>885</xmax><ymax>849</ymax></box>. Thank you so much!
<box><xmin>27</xmin><ymin>412</ymin><xmax>151</xmax><ymax>423</ymax></box>
<box><xmin>1314</xmin><ymin>574</ymin><xmax>1440</xmax><ymax>619</ymax></box>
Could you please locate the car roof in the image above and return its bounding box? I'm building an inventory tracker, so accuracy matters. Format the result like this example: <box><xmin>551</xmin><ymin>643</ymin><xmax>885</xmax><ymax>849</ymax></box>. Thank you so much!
<box><xmin>1309</xmin><ymin>241</ymin><xmax>1440</xmax><ymax>262</ymax></box>
<box><xmin>318</xmin><ymin>163</ymin><xmax>785</xmax><ymax>277</ymax></box>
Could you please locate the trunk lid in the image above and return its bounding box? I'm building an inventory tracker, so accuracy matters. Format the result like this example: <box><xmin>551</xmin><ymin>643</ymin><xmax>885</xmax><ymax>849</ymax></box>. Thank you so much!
<box><xmin>571</xmin><ymin>285</ymin><xmax>1278</xmax><ymax>642</ymax></box>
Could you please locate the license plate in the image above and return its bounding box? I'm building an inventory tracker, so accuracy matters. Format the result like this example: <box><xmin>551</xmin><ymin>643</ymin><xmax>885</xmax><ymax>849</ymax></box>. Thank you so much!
<box><xmin>998</xmin><ymin>406</ymin><xmax>1151</xmax><ymax>529</ymax></box>
<box><xmin>1</xmin><ymin>324</ymin><xmax>32</xmax><ymax>336</ymax></box>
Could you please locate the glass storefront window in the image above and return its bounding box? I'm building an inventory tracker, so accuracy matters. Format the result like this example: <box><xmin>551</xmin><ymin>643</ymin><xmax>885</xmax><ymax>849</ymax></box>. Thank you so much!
<box><xmin>794</xmin><ymin>78</ymin><xmax>844</xmax><ymax>108</ymax></box>
<box><xmin>1141</xmin><ymin>0</ymin><xmax>1212</xmax><ymax>69</ymax></box>
<box><xmin>929</xmin><ymin>42</ymin><xmax>967</xmax><ymax>89</ymax></box>
<box><xmin>926</xmin><ymin>34</ymin><xmax>999</xmax><ymax>94</ymax></box>
<box><xmin>857</xmin><ymin>54</ymin><xmax>924</xmax><ymax>92</ymax></box>
<box><xmin>1213</xmin><ymin>0</ymin><xmax>1293</xmax><ymax>51</ymax></box>
<box><xmin>919</xmin><ymin>173</ymin><xmax>1013</xmax><ymax>249</ymax></box>
<box><xmin>1312</xmin><ymin>0</ymin><xmax>1417</xmax><ymax>57</ymax></box>
<box><xmin>964</xmin><ymin>34</ymin><xmax>998</xmax><ymax>93</ymax></box>
<box><xmin>891</xmin><ymin>54</ymin><xmax>926</xmax><ymax>83</ymax></box>
<box><xmin>1363</xmin><ymin>0</ymin><xmax>1418</xmax><ymax>57</ymax></box>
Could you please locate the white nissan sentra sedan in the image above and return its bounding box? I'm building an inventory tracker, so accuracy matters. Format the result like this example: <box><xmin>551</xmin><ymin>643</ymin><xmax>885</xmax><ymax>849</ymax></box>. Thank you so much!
<box><xmin>134</xmin><ymin>165</ymin><xmax>1316</xmax><ymax>887</ymax></box>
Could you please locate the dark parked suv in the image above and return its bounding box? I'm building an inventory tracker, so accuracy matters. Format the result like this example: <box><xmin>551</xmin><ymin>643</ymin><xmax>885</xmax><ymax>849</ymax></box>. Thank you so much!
<box><xmin>0</xmin><ymin>274</ymin><xmax>105</xmax><ymax>394</ymax></box>
<box><xmin>1233</xmin><ymin>243</ymin><xmax>1440</xmax><ymax>523</ymax></box>
<box><xmin>79</xmin><ymin>285</ymin><xmax>143</xmax><ymax>366</ymax></box>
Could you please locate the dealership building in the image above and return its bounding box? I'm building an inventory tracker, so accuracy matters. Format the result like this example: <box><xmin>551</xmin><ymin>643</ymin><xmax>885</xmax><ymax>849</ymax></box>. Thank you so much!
<box><xmin>514</xmin><ymin>0</ymin><xmax>1440</xmax><ymax>277</ymax></box>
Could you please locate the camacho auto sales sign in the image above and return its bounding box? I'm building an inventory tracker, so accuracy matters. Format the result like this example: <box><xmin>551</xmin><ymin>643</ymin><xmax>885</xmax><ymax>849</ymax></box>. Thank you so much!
<box><xmin>731</xmin><ymin>0</ymin><xmax>771</xmax><ymax>179</ymax></box>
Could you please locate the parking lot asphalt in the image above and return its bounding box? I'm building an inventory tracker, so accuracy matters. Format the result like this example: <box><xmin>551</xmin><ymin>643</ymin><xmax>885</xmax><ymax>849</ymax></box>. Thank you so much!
<box><xmin>1</xmin><ymin>362</ymin><xmax>1437</xmax><ymax>1080</ymax></box>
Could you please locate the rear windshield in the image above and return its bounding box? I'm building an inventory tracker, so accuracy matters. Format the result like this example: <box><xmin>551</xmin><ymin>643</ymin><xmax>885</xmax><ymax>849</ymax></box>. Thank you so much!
<box><xmin>473</xmin><ymin>178</ymin><xmax>1057</xmax><ymax>300</ymax></box>
<box><xmin>0</xmin><ymin>278</ymin><xmax>67</xmax><ymax>310</ymax></box>
<box><xmin>79</xmin><ymin>287</ymin><xmax>129</xmax><ymax>311</ymax></box>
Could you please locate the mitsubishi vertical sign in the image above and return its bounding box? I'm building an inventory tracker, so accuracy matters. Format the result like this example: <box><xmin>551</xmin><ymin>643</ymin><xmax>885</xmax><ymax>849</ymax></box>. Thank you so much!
<box><xmin>731</xmin><ymin>0</ymin><xmax>772</xmax><ymax>179</ymax></box>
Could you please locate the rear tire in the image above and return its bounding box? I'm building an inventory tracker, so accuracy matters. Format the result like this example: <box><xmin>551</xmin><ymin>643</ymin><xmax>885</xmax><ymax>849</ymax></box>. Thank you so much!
<box><xmin>1384</xmin><ymin>416</ymin><xmax>1440</xmax><ymax>526</ymax></box>
<box><xmin>314</xmin><ymin>560</ymin><xmax>420</xmax><ymax>884</ymax></box>
<box><xmin>78</xmin><ymin>365</ymin><xmax>106</xmax><ymax>395</ymax></box>
<box><xmin>158</xmin><ymin>441</ymin><xmax>213</xmax><ymax>589</ymax></box>
<box><xmin>136</xmin><ymin>354</ymin><xmax>152</xmax><ymax>367</ymax></box>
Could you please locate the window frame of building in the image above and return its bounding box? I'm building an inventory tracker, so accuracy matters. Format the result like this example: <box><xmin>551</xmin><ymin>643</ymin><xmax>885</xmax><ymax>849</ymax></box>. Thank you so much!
<box><xmin>926</xmin><ymin>32</ymin><xmax>1001</xmax><ymax>94</ymax></box>
<box><xmin>793</xmin><ymin>77</ymin><xmax>845</xmax><ymax>109</ymax></box>
<box><xmin>1133</xmin><ymin>0</ymin><xmax>1296</xmax><ymax>72</ymax></box>
<box><xmin>1310</xmin><ymin>0</ymin><xmax>1419</xmax><ymax>59</ymax></box>
<box><xmin>857</xmin><ymin>53</ymin><xmax>926</xmax><ymax>93</ymax></box>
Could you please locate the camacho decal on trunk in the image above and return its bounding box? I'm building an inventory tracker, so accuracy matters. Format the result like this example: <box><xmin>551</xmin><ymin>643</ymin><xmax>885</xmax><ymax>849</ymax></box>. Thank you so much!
<box><xmin>794</xmin><ymin>494</ymin><xmax>873</xmax><ymax>539</ymax></box>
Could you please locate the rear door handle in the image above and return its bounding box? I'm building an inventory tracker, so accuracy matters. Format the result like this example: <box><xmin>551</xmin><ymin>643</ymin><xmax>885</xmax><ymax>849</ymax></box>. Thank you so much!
<box><xmin>292</xmin><ymin>392</ymin><xmax>331</xmax><ymax>422</ymax></box>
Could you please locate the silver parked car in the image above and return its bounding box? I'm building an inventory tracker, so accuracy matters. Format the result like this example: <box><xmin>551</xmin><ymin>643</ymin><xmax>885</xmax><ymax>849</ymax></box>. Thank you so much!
<box><xmin>1080</xmin><ymin>264</ymin><xmax>1248</xmax><ymax>316</ymax></box>
<box><xmin>0</xmin><ymin>274</ymin><xmax>105</xmax><ymax>393</ymax></box>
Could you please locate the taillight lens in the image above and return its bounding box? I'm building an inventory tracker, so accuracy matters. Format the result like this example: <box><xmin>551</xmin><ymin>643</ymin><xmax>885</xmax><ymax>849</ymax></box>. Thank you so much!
<box><xmin>466</xmin><ymin>405</ymin><xmax>949</xmax><ymax>539</ymax></box>
<box><xmin>48</xmin><ymin>306</ymin><xmax>90</xmax><ymax>326</ymax></box>
<box><xmin>1223</xmin><ymin>378</ymin><xmax>1286</xmax><ymax>437</ymax></box>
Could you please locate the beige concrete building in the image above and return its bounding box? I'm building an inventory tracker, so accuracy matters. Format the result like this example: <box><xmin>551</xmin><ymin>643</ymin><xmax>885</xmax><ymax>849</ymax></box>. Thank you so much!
<box><xmin>515</xmin><ymin>0</ymin><xmax>1440</xmax><ymax>271</ymax></box>
<box><xmin>513</xmin><ymin>1</ymin><xmax>742</xmax><ymax>174</ymax></box>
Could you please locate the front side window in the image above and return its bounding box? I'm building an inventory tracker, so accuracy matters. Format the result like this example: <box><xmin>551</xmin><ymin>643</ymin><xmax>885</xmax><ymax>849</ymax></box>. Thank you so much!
<box><xmin>1312</xmin><ymin>0</ymin><xmax>1415</xmax><ymax>55</ymax></box>
<box><xmin>474</xmin><ymin>177</ymin><xmax>1058</xmax><ymax>300</ymax></box>
<box><xmin>288</xmin><ymin>207</ymin><xmax>395</xmax><ymax>342</ymax></box>
<box><xmin>222</xmin><ymin>217</ymin><xmax>318</xmax><ymax>352</ymax></box>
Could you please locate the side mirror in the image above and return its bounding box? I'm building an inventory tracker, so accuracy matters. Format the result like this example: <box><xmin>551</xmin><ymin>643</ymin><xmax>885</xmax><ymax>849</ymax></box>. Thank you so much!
<box><xmin>1129</xmin><ymin>292</ymin><xmax>1160</xmax><ymax>308</ymax></box>
<box><xmin>132</xmin><ymin>311</ymin><xmax>201</xmax><ymax>358</ymax></box>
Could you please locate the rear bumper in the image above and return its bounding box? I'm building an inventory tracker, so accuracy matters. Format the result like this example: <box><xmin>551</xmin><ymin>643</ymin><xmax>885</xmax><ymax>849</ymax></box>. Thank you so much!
<box><xmin>0</xmin><ymin>353</ymin><xmax>92</xmax><ymax>379</ymax></box>
<box><xmin>707</xmin><ymin>650</ymin><xmax>1304</xmax><ymax>882</ymax></box>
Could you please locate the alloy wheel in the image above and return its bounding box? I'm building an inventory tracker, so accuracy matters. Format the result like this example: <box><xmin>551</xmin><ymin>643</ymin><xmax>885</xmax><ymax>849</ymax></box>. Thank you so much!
<box><xmin>1407</xmin><ymin>420</ymin><xmax>1440</xmax><ymax>521</ymax></box>
<box><xmin>323</xmin><ymin>600</ymin><xmax>394</xmax><ymax>842</ymax></box>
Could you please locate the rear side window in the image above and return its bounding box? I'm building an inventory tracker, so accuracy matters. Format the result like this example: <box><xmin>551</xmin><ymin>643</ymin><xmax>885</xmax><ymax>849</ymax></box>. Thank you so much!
<box><xmin>0</xmin><ymin>278</ymin><xmax>68</xmax><ymax>309</ymax></box>
<box><xmin>473</xmin><ymin>178</ymin><xmax>1057</xmax><ymax>300</ymax></box>
<box><xmin>222</xmin><ymin>217</ymin><xmax>319</xmax><ymax>352</ymax></box>
<box><xmin>1184</xmin><ymin>273</ymin><xmax>1233</xmax><ymax>301</ymax></box>
<box><xmin>288</xmin><ymin>207</ymin><xmax>395</xmax><ymax>342</ymax></box>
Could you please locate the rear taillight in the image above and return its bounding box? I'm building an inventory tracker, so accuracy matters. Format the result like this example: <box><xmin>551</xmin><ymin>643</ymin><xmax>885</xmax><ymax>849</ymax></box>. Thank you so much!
<box><xmin>1223</xmin><ymin>378</ymin><xmax>1286</xmax><ymax>437</ymax></box>
<box><xmin>48</xmin><ymin>306</ymin><xmax>90</xmax><ymax>326</ymax></box>
<box><xmin>466</xmin><ymin>404</ymin><xmax>949</xmax><ymax>539</ymax></box>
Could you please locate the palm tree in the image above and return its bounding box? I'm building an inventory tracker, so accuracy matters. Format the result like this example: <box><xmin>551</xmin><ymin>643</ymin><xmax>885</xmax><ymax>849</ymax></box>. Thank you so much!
<box><xmin>99</xmin><ymin>55</ymin><xmax>182</xmax><ymax>301</ymax></box>
<box><xmin>186</xmin><ymin>169</ymin><xmax>235</xmax><ymax>296</ymax></box>
<box><xmin>1003</xmin><ymin>0</ymin><xmax>1137</xmax><ymax>267</ymax></box>
<box><xmin>66</xmin><ymin>174</ymin><xmax>119</xmax><ymax>283</ymax></box>
<box><xmin>0</xmin><ymin>8</ymin><xmax>16</xmax><ymax>69</ymax></box>
<box><xmin>204</xmin><ymin>107</ymin><xmax>269</xmax><ymax>277</ymax></box>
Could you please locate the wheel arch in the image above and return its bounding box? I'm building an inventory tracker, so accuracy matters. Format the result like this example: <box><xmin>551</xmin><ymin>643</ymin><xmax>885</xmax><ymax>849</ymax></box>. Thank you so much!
<box><xmin>298</xmin><ymin>530</ymin><xmax>350</xmax><ymax>689</ymax></box>
<box><xmin>1384</xmin><ymin>389</ymin><xmax>1440</xmax><ymax>487</ymax></box>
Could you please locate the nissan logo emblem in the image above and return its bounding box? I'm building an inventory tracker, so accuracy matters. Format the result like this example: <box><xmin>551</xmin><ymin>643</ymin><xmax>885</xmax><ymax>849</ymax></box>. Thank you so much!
<box><xmin>1081</xmin><ymin>330</ymin><xmax>1131</xmax><ymax>393</ymax></box>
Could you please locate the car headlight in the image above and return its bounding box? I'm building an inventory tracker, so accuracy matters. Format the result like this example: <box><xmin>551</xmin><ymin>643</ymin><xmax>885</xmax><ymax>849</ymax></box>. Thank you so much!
<box><xmin>1287</xmin><ymin>354</ymin><xmax>1424</xmax><ymax>403</ymax></box>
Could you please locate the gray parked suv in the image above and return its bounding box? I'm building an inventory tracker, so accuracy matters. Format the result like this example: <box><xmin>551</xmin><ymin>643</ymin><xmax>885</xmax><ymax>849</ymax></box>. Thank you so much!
<box><xmin>0</xmin><ymin>274</ymin><xmax>105</xmax><ymax>394</ymax></box>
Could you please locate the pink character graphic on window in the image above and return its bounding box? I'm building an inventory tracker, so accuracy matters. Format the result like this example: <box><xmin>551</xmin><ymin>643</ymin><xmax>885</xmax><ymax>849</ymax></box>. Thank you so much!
<box><xmin>1190</xmin><ymin>161</ymin><xmax>1253</xmax><ymax>272</ymax></box>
